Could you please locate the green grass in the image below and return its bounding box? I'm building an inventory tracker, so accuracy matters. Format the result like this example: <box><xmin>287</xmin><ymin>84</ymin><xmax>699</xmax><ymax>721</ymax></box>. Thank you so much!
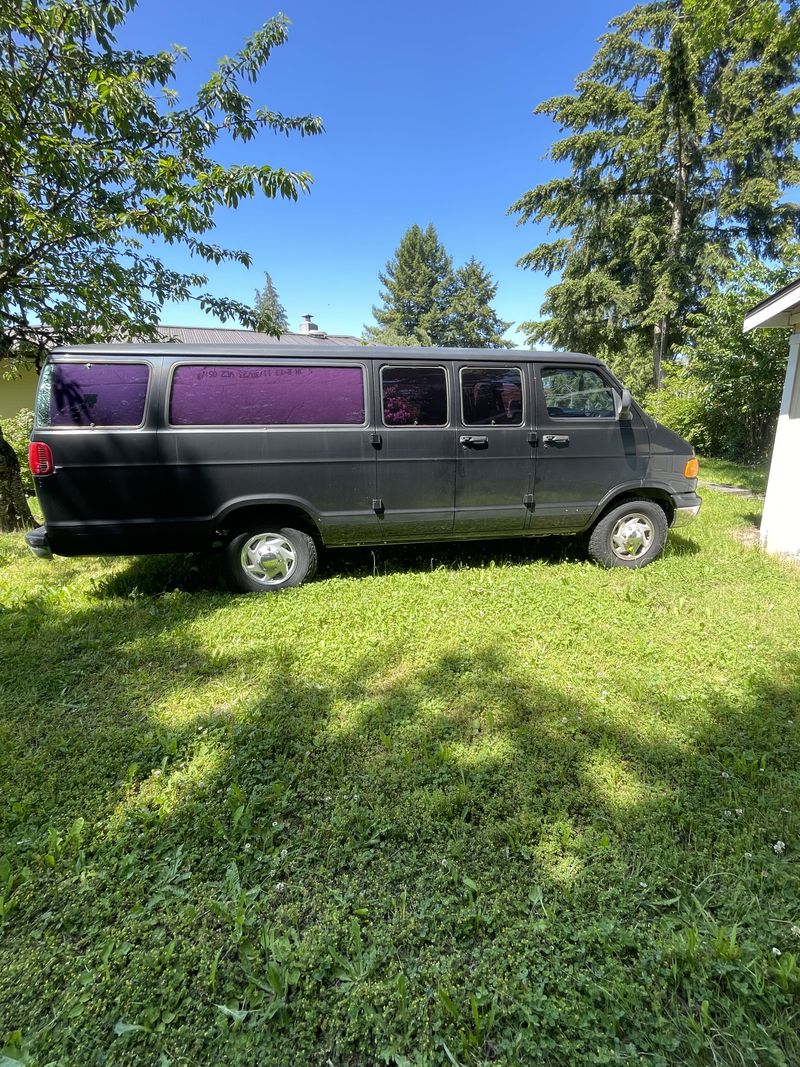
<box><xmin>698</xmin><ymin>456</ymin><xmax>769</xmax><ymax>494</ymax></box>
<box><xmin>1</xmin><ymin>486</ymin><xmax>798</xmax><ymax>1066</ymax></box>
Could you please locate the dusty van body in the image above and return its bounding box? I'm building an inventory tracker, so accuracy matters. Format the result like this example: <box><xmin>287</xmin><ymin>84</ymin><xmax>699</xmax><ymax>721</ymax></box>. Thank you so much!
<box><xmin>26</xmin><ymin>344</ymin><xmax>700</xmax><ymax>590</ymax></box>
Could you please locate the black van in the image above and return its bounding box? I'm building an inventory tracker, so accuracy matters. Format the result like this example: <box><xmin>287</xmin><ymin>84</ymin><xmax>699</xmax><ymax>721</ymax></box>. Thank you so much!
<box><xmin>26</xmin><ymin>344</ymin><xmax>701</xmax><ymax>591</ymax></box>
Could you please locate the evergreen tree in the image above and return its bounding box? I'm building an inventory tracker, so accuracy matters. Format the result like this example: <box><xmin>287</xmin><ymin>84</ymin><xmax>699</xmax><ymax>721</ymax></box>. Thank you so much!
<box><xmin>365</xmin><ymin>224</ymin><xmax>455</xmax><ymax>345</ymax></box>
<box><xmin>253</xmin><ymin>272</ymin><xmax>289</xmax><ymax>333</ymax></box>
<box><xmin>510</xmin><ymin>0</ymin><xmax>800</xmax><ymax>387</ymax></box>
<box><xmin>447</xmin><ymin>258</ymin><xmax>514</xmax><ymax>348</ymax></box>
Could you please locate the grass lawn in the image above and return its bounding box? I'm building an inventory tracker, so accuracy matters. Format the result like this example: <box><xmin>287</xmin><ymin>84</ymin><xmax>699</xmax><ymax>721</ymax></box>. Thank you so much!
<box><xmin>698</xmin><ymin>457</ymin><xmax>769</xmax><ymax>495</ymax></box>
<box><xmin>1</xmin><ymin>483</ymin><xmax>798</xmax><ymax>1065</ymax></box>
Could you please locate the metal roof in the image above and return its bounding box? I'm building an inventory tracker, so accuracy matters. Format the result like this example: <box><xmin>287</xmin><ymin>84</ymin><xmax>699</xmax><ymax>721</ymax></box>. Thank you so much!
<box><xmin>156</xmin><ymin>325</ymin><xmax>363</xmax><ymax>346</ymax></box>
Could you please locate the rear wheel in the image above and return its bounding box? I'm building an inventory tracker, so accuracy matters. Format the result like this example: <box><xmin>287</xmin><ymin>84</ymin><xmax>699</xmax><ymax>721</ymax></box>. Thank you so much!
<box><xmin>223</xmin><ymin>527</ymin><xmax>317</xmax><ymax>592</ymax></box>
<box><xmin>587</xmin><ymin>500</ymin><xmax>668</xmax><ymax>569</ymax></box>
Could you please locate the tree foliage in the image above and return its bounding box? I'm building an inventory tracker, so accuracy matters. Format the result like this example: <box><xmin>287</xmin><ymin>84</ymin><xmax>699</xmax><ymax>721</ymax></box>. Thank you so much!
<box><xmin>365</xmin><ymin>224</ymin><xmax>455</xmax><ymax>346</ymax></box>
<box><xmin>365</xmin><ymin>226</ymin><xmax>512</xmax><ymax>348</ymax></box>
<box><xmin>448</xmin><ymin>258</ymin><xmax>514</xmax><ymax>349</ymax></box>
<box><xmin>510</xmin><ymin>0</ymin><xmax>800</xmax><ymax>385</ymax></box>
<box><xmin>646</xmin><ymin>255</ymin><xmax>796</xmax><ymax>460</ymax></box>
<box><xmin>0</xmin><ymin>0</ymin><xmax>322</xmax><ymax>368</ymax></box>
<box><xmin>253</xmin><ymin>271</ymin><xmax>289</xmax><ymax>334</ymax></box>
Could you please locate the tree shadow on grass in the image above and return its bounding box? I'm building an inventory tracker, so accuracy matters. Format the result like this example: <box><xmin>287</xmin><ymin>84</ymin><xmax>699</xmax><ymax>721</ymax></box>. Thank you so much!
<box><xmin>1</xmin><ymin>578</ymin><xmax>798</xmax><ymax>1064</ymax></box>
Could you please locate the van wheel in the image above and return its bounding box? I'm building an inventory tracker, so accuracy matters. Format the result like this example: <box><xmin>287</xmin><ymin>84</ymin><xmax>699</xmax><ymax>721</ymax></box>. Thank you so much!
<box><xmin>587</xmin><ymin>500</ymin><xmax>668</xmax><ymax>569</ymax></box>
<box><xmin>224</xmin><ymin>527</ymin><xmax>317</xmax><ymax>592</ymax></box>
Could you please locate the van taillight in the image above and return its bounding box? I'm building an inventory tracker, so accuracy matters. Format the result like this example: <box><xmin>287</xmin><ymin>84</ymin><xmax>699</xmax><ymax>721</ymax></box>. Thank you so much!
<box><xmin>28</xmin><ymin>442</ymin><xmax>54</xmax><ymax>476</ymax></box>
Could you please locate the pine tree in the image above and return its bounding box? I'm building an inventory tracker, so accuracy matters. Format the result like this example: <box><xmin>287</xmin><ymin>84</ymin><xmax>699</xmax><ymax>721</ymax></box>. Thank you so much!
<box><xmin>447</xmin><ymin>258</ymin><xmax>513</xmax><ymax>348</ymax></box>
<box><xmin>510</xmin><ymin>0</ymin><xmax>800</xmax><ymax>387</ymax></box>
<box><xmin>253</xmin><ymin>272</ymin><xmax>289</xmax><ymax>334</ymax></box>
<box><xmin>365</xmin><ymin>224</ymin><xmax>455</xmax><ymax>345</ymax></box>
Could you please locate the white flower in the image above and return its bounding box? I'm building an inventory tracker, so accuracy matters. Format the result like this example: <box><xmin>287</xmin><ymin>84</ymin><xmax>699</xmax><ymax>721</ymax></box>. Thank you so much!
<box><xmin>272</xmin><ymin>820</ymin><xmax>280</xmax><ymax>828</ymax></box>
<box><xmin>275</xmin><ymin>881</ymin><xmax>286</xmax><ymax>893</ymax></box>
<box><xmin>724</xmin><ymin>809</ymin><xmax>732</xmax><ymax>817</ymax></box>
<box><xmin>721</xmin><ymin>771</ymin><xmax>731</xmax><ymax>779</ymax></box>
<box><xmin>324</xmin><ymin>795</ymin><xmax>332</xmax><ymax>803</ymax></box>
<box><xmin>280</xmin><ymin>848</ymin><xmax>288</xmax><ymax>859</ymax></box>
<box><xmin>244</xmin><ymin>842</ymin><xmax>252</xmax><ymax>852</ymax></box>
<box><xmin>772</xmin><ymin>947</ymin><xmax>781</xmax><ymax>957</ymax></box>
<box><xmin>791</xmin><ymin>925</ymin><xmax>800</xmax><ymax>938</ymax></box>
<box><xmin>639</xmin><ymin>881</ymin><xmax>648</xmax><ymax>888</ymax></box>
<box><xmin>441</xmin><ymin>858</ymin><xmax>448</xmax><ymax>868</ymax></box>
<box><xmin>774</xmin><ymin>841</ymin><xmax>786</xmax><ymax>854</ymax></box>
<box><xmin>735</xmin><ymin>809</ymin><xmax>744</xmax><ymax>817</ymax></box>
<box><xmin>561</xmin><ymin>717</ymin><xmax>568</xmax><ymax>725</ymax></box>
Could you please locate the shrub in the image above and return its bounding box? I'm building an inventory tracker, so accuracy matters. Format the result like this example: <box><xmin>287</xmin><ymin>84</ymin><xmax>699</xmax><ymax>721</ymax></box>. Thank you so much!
<box><xmin>2</xmin><ymin>408</ymin><xmax>34</xmax><ymax>495</ymax></box>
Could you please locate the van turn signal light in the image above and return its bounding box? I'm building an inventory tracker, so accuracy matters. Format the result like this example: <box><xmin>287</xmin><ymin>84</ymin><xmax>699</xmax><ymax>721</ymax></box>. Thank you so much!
<box><xmin>28</xmin><ymin>442</ymin><xmax>54</xmax><ymax>476</ymax></box>
<box><xmin>683</xmin><ymin>457</ymin><xmax>699</xmax><ymax>479</ymax></box>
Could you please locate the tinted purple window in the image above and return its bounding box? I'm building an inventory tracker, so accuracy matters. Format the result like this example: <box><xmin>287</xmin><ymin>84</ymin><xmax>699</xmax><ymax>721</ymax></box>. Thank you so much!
<box><xmin>381</xmin><ymin>366</ymin><xmax>447</xmax><ymax>426</ymax></box>
<box><xmin>169</xmin><ymin>364</ymin><xmax>365</xmax><ymax>425</ymax></box>
<box><xmin>47</xmin><ymin>363</ymin><xmax>149</xmax><ymax>426</ymax></box>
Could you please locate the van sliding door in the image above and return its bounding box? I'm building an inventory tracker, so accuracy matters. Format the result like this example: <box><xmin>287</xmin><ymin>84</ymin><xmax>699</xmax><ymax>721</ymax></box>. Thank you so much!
<box><xmin>373</xmin><ymin>364</ymin><xmax>455</xmax><ymax>542</ymax></box>
<box><xmin>453</xmin><ymin>363</ymin><xmax>535</xmax><ymax>536</ymax></box>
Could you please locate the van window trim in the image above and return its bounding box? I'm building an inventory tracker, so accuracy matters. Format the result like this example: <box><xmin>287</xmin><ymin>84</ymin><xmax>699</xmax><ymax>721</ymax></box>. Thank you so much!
<box><xmin>458</xmin><ymin>364</ymin><xmax>526</xmax><ymax>428</ymax></box>
<box><xmin>378</xmin><ymin>362</ymin><xmax>451</xmax><ymax>429</ymax></box>
<box><xmin>165</xmin><ymin>359</ymin><xmax>370</xmax><ymax>429</ymax></box>
<box><xmin>538</xmin><ymin>363</ymin><xmax>620</xmax><ymax>423</ymax></box>
<box><xmin>35</xmin><ymin>357</ymin><xmax>155</xmax><ymax>431</ymax></box>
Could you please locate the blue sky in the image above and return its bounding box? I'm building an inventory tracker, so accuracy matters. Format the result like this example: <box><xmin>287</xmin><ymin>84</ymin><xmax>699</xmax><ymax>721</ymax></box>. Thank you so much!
<box><xmin>118</xmin><ymin>0</ymin><xmax>628</xmax><ymax>342</ymax></box>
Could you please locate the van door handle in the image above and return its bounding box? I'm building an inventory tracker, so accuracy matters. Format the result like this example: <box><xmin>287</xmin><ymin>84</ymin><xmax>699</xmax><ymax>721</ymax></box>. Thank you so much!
<box><xmin>460</xmin><ymin>435</ymin><xmax>489</xmax><ymax>447</ymax></box>
<box><xmin>543</xmin><ymin>434</ymin><xmax>570</xmax><ymax>447</ymax></box>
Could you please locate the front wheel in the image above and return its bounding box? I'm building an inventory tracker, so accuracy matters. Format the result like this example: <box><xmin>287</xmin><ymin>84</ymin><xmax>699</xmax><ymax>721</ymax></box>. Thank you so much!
<box><xmin>223</xmin><ymin>527</ymin><xmax>318</xmax><ymax>592</ymax></box>
<box><xmin>587</xmin><ymin>500</ymin><xmax>668</xmax><ymax>569</ymax></box>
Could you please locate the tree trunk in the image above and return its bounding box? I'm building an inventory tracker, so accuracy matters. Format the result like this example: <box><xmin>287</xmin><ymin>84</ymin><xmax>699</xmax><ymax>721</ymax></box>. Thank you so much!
<box><xmin>0</xmin><ymin>425</ymin><xmax>35</xmax><ymax>531</ymax></box>
<box><xmin>652</xmin><ymin>317</ymin><xmax>669</xmax><ymax>390</ymax></box>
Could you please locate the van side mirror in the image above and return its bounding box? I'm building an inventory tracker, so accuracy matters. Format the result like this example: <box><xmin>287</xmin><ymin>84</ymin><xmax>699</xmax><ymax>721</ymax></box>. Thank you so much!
<box><xmin>618</xmin><ymin>388</ymin><xmax>633</xmax><ymax>421</ymax></box>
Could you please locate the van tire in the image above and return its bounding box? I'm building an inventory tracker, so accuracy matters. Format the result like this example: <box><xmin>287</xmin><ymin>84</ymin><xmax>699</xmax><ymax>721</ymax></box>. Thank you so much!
<box><xmin>223</xmin><ymin>527</ymin><xmax>318</xmax><ymax>592</ymax></box>
<box><xmin>587</xmin><ymin>500</ymin><xmax>668</xmax><ymax>569</ymax></box>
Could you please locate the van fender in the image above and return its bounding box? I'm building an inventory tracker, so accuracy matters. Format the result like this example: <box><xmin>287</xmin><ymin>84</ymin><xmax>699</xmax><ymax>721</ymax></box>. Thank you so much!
<box><xmin>586</xmin><ymin>480</ymin><xmax>677</xmax><ymax>529</ymax></box>
<box><xmin>213</xmin><ymin>495</ymin><xmax>324</xmax><ymax>539</ymax></box>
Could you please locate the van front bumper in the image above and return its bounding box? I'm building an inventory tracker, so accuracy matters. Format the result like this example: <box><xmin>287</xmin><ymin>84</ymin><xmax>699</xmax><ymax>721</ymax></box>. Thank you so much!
<box><xmin>670</xmin><ymin>493</ymin><xmax>702</xmax><ymax>528</ymax></box>
<box><xmin>25</xmin><ymin>525</ymin><xmax>53</xmax><ymax>560</ymax></box>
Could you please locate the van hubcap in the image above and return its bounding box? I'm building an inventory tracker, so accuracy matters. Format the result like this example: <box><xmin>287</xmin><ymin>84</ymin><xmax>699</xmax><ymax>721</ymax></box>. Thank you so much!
<box><xmin>241</xmin><ymin>534</ymin><xmax>296</xmax><ymax>585</ymax></box>
<box><xmin>610</xmin><ymin>513</ymin><xmax>654</xmax><ymax>559</ymax></box>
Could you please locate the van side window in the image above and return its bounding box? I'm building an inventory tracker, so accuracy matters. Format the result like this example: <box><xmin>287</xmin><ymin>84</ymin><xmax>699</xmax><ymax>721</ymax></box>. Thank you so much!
<box><xmin>381</xmin><ymin>366</ymin><xmax>447</xmax><ymax>426</ymax></box>
<box><xmin>36</xmin><ymin>362</ymin><xmax>150</xmax><ymax>427</ymax></box>
<box><xmin>541</xmin><ymin>367</ymin><xmax>616</xmax><ymax>418</ymax></box>
<box><xmin>461</xmin><ymin>367</ymin><xmax>523</xmax><ymax>425</ymax></box>
<box><xmin>170</xmin><ymin>364</ymin><xmax>365</xmax><ymax>425</ymax></box>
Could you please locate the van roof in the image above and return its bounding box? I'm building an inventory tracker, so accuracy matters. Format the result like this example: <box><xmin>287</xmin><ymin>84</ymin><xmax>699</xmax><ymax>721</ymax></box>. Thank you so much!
<box><xmin>49</xmin><ymin>343</ymin><xmax>604</xmax><ymax>364</ymax></box>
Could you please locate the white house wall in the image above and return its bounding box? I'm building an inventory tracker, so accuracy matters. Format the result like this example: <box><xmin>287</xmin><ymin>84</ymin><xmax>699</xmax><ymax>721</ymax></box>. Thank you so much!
<box><xmin>760</xmin><ymin>330</ymin><xmax>800</xmax><ymax>557</ymax></box>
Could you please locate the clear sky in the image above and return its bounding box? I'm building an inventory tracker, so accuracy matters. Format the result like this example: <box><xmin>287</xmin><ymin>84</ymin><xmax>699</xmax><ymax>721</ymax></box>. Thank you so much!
<box><xmin>117</xmin><ymin>0</ymin><xmax>627</xmax><ymax>342</ymax></box>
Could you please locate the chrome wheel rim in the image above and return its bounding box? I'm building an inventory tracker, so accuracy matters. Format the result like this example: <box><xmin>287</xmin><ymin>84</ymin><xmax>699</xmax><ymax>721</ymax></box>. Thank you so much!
<box><xmin>610</xmin><ymin>513</ymin><xmax>654</xmax><ymax>560</ymax></box>
<box><xmin>240</xmin><ymin>533</ymin><xmax>296</xmax><ymax>585</ymax></box>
